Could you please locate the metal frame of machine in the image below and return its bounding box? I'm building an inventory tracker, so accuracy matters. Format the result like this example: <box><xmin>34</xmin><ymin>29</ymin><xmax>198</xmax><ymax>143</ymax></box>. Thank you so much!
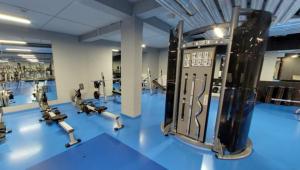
<box><xmin>0</xmin><ymin>107</ymin><xmax>12</xmax><ymax>141</ymax></box>
<box><xmin>162</xmin><ymin>6</ymin><xmax>272</xmax><ymax>159</ymax></box>
<box><xmin>34</xmin><ymin>84</ymin><xmax>81</xmax><ymax>147</ymax></box>
<box><xmin>72</xmin><ymin>83</ymin><xmax>124</xmax><ymax>131</ymax></box>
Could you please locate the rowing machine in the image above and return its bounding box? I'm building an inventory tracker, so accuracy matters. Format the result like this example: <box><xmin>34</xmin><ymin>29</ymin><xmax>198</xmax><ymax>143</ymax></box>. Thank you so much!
<box><xmin>73</xmin><ymin>83</ymin><xmax>124</xmax><ymax>131</ymax></box>
<box><xmin>35</xmin><ymin>85</ymin><xmax>81</xmax><ymax>147</ymax></box>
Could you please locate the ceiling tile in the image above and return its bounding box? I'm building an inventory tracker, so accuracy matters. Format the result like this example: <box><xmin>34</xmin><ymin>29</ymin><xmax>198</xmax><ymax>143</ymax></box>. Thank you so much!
<box><xmin>58</xmin><ymin>1</ymin><xmax>121</xmax><ymax>28</ymax></box>
<box><xmin>43</xmin><ymin>18</ymin><xmax>94</xmax><ymax>35</ymax></box>
<box><xmin>0</xmin><ymin>0</ymin><xmax>73</xmax><ymax>15</ymax></box>
<box><xmin>100</xmin><ymin>30</ymin><xmax>121</xmax><ymax>42</ymax></box>
<box><xmin>143</xmin><ymin>24</ymin><xmax>162</xmax><ymax>38</ymax></box>
<box><xmin>144</xmin><ymin>35</ymin><xmax>168</xmax><ymax>48</ymax></box>
<box><xmin>0</xmin><ymin>3</ymin><xmax>51</xmax><ymax>28</ymax></box>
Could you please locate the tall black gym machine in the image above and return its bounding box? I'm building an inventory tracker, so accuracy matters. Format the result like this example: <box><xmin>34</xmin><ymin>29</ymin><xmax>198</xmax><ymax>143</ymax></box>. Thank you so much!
<box><xmin>162</xmin><ymin>6</ymin><xmax>272</xmax><ymax>159</ymax></box>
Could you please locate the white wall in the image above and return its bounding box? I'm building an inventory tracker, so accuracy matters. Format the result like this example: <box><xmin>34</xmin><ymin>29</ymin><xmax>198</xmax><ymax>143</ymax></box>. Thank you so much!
<box><xmin>0</xmin><ymin>24</ymin><xmax>119</xmax><ymax>112</ymax></box>
<box><xmin>158</xmin><ymin>48</ymin><xmax>168</xmax><ymax>76</ymax></box>
<box><xmin>142</xmin><ymin>48</ymin><xmax>159</xmax><ymax>79</ymax></box>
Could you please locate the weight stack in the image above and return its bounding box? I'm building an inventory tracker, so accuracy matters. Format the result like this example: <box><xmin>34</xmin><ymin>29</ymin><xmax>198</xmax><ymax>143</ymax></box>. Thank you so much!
<box><xmin>218</xmin><ymin>10</ymin><xmax>272</xmax><ymax>153</ymax></box>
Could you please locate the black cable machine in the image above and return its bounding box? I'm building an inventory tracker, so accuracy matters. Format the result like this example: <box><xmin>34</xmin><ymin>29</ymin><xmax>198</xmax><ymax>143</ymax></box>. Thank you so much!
<box><xmin>162</xmin><ymin>7</ymin><xmax>271</xmax><ymax>159</ymax></box>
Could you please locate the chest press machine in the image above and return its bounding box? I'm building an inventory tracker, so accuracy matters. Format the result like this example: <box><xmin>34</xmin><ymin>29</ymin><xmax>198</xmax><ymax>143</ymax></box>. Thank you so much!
<box><xmin>72</xmin><ymin>83</ymin><xmax>124</xmax><ymax>131</ymax></box>
<box><xmin>162</xmin><ymin>7</ymin><xmax>271</xmax><ymax>159</ymax></box>
<box><xmin>34</xmin><ymin>85</ymin><xmax>81</xmax><ymax>147</ymax></box>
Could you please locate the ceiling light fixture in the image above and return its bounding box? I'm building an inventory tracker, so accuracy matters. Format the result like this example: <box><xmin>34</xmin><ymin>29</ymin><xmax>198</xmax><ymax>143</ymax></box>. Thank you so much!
<box><xmin>18</xmin><ymin>54</ymin><xmax>36</xmax><ymax>58</ymax></box>
<box><xmin>0</xmin><ymin>13</ymin><xmax>31</xmax><ymax>25</ymax></box>
<box><xmin>27</xmin><ymin>58</ymin><xmax>39</xmax><ymax>63</ymax></box>
<box><xmin>0</xmin><ymin>60</ymin><xmax>8</xmax><ymax>63</ymax></box>
<box><xmin>6</xmin><ymin>48</ymin><xmax>32</xmax><ymax>52</ymax></box>
<box><xmin>112</xmin><ymin>49</ymin><xmax>120</xmax><ymax>52</ymax></box>
<box><xmin>291</xmin><ymin>54</ymin><xmax>298</xmax><ymax>58</ymax></box>
<box><xmin>214</xmin><ymin>27</ymin><xmax>224</xmax><ymax>38</ymax></box>
<box><xmin>0</xmin><ymin>40</ymin><xmax>27</xmax><ymax>45</ymax></box>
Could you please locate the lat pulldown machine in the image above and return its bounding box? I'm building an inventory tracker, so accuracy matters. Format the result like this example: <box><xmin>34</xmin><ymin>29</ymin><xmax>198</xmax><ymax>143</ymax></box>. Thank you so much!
<box><xmin>34</xmin><ymin>85</ymin><xmax>81</xmax><ymax>147</ymax></box>
<box><xmin>72</xmin><ymin>83</ymin><xmax>124</xmax><ymax>131</ymax></box>
<box><xmin>162</xmin><ymin>7</ymin><xmax>271</xmax><ymax>159</ymax></box>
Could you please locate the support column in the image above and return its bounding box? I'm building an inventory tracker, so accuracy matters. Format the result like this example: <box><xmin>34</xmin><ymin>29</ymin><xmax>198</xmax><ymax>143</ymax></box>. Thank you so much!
<box><xmin>121</xmin><ymin>16</ymin><xmax>143</xmax><ymax>117</ymax></box>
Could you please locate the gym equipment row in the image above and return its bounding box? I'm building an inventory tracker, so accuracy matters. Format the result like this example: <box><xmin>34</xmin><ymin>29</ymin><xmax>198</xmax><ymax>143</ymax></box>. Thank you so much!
<box><xmin>162</xmin><ymin>7</ymin><xmax>271</xmax><ymax>159</ymax></box>
<box><xmin>34</xmin><ymin>84</ymin><xmax>81</xmax><ymax>147</ymax></box>
<box><xmin>0</xmin><ymin>62</ymin><xmax>54</xmax><ymax>82</ymax></box>
<box><xmin>72</xmin><ymin>83</ymin><xmax>124</xmax><ymax>131</ymax></box>
<box><xmin>265</xmin><ymin>86</ymin><xmax>299</xmax><ymax>105</ymax></box>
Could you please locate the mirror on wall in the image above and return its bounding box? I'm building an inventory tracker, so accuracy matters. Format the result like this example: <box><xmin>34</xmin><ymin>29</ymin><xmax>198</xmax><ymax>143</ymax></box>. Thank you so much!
<box><xmin>112</xmin><ymin>50</ymin><xmax>121</xmax><ymax>93</ymax></box>
<box><xmin>0</xmin><ymin>40</ymin><xmax>57</xmax><ymax>107</ymax></box>
<box><xmin>273</xmin><ymin>54</ymin><xmax>300</xmax><ymax>81</ymax></box>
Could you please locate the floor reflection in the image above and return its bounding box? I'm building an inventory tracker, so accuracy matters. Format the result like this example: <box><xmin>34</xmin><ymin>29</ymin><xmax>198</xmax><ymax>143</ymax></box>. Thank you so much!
<box><xmin>5</xmin><ymin>80</ymin><xmax>57</xmax><ymax>106</ymax></box>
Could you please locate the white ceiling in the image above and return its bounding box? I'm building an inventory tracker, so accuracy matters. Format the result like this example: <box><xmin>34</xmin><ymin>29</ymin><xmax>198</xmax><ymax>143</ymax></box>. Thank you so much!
<box><xmin>0</xmin><ymin>0</ymin><xmax>123</xmax><ymax>35</ymax></box>
<box><xmin>0</xmin><ymin>0</ymin><xmax>299</xmax><ymax>48</ymax></box>
<box><xmin>98</xmin><ymin>23</ymin><xmax>169</xmax><ymax>48</ymax></box>
<box><xmin>0</xmin><ymin>0</ymin><xmax>169</xmax><ymax>47</ymax></box>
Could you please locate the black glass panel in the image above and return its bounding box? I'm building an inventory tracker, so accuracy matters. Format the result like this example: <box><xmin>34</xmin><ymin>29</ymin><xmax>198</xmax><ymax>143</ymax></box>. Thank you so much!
<box><xmin>164</xmin><ymin>30</ymin><xmax>178</xmax><ymax>127</ymax></box>
<box><xmin>218</xmin><ymin>10</ymin><xmax>272</xmax><ymax>153</ymax></box>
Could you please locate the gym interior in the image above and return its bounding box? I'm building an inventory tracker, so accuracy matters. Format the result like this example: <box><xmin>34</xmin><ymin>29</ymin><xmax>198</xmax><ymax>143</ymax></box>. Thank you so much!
<box><xmin>0</xmin><ymin>1</ymin><xmax>299</xmax><ymax>170</ymax></box>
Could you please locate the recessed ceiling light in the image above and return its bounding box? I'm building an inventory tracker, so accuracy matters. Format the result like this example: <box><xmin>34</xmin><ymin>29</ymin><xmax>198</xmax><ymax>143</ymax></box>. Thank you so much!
<box><xmin>0</xmin><ymin>60</ymin><xmax>8</xmax><ymax>63</ymax></box>
<box><xmin>112</xmin><ymin>49</ymin><xmax>120</xmax><ymax>52</ymax></box>
<box><xmin>27</xmin><ymin>58</ymin><xmax>39</xmax><ymax>63</ymax></box>
<box><xmin>214</xmin><ymin>27</ymin><xmax>224</xmax><ymax>38</ymax></box>
<box><xmin>18</xmin><ymin>54</ymin><xmax>36</xmax><ymax>58</ymax></box>
<box><xmin>6</xmin><ymin>48</ymin><xmax>32</xmax><ymax>52</ymax></box>
<box><xmin>0</xmin><ymin>13</ymin><xmax>31</xmax><ymax>24</ymax></box>
<box><xmin>291</xmin><ymin>55</ymin><xmax>298</xmax><ymax>58</ymax></box>
<box><xmin>0</xmin><ymin>40</ymin><xmax>27</xmax><ymax>45</ymax></box>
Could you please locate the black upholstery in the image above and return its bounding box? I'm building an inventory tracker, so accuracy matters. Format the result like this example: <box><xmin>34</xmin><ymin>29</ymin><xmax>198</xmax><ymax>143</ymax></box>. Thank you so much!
<box><xmin>96</xmin><ymin>106</ymin><xmax>107</xmax><ymax>113</ymax></box>
<box><xmin>51</xmin><ymin>114</ymin><xmax>68</xmax><ymax>121</ymax></box>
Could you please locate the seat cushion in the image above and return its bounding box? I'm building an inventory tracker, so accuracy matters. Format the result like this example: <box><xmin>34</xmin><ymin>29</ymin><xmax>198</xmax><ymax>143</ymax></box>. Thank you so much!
<box><xmin>52</xmin><ymin>114</ymin><xmax>68</xmax><ymax>121</ymax></box>
<box><xmin>96</xmin><ymin>106</ymin><xmax>107</xmax><ymax>113</ymax></box>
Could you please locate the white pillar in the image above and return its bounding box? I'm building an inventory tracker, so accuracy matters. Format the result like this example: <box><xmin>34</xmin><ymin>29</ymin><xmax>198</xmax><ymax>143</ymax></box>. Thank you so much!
<box><xmin>121</xmin><ymin>16</ymin><xmax>143</xmax><ymax>117</ymax></box>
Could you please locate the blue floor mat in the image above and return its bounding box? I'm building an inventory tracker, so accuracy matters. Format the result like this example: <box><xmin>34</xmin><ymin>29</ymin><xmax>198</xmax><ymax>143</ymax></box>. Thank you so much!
<box><xmin>27</xmin><ymin>133</ymin><xmax>166</xmax><ymax>170</ymax></box>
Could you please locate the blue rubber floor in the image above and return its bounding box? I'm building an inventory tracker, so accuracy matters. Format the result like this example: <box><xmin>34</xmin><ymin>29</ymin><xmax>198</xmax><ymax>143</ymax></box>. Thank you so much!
<box><xmin>0</xmin><ymin>92</ymin><xmax>300</xmax><ymax>170</ymax></box>
<box><xmin>28</xmin><ymin>133</ymin><xmax>166</xmax><ymax>170</ymax></box>
<box><xmin>6</xmin><ymin>80</ymin><xmax>57</xmax><ymax>106</ymax></box>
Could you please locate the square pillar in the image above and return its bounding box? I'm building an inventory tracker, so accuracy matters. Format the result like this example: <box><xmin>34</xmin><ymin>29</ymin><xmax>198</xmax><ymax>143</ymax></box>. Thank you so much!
<box><xmin>121</xmin><ymin>16</ymin><xmax>143</xmax><ymax>117</ymax></box>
